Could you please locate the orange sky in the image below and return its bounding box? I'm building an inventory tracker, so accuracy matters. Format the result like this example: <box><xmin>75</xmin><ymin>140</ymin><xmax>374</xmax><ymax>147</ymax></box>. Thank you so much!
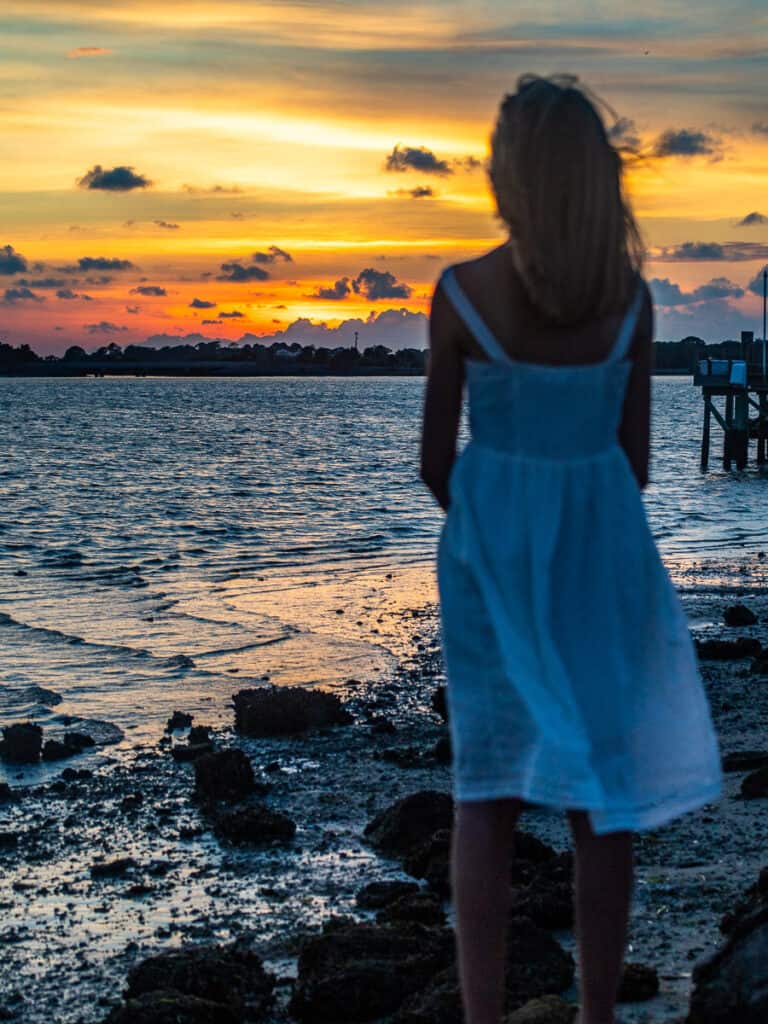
<box><xmin>1</xmin><ymin>1</ymin><xmax>766</xmax><ymax>352</ymax></box>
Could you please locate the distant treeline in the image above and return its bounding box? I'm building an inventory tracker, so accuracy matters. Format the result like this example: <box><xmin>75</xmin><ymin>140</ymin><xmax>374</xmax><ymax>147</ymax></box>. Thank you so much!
<box><xmin>0</xmin><ymin>336</ymin><xmax>760</xmax><ymax>376</ymax></box>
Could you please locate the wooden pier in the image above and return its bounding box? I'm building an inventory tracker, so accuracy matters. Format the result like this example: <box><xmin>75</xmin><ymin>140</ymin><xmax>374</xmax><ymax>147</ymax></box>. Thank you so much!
<box><xmin>695</xmin><ymin>330</ymin><xmax>768</xmax><ymax>471</ymax></box>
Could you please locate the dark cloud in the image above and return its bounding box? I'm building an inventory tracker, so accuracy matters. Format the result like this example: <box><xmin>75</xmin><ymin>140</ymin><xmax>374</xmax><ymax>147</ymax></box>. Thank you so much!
<box><xmin>352</xmin><ymin>268</ymin><xmax>412</xmax><ymax>300</ymax></box>
<box><xmin>58</xmin><ymin>257</ymin><xmax>135</xmax><ymax>273</ymax></box>
<box><xmin>217</xmin><ymin>261</ymin><xmax>270</xmax><ymax>282</ymax></box>
<box><xmin>656</xmin><ymin>241</ymin><xmax>768</xmax><ymax>261</ymax></box>
<box><xmin>0</xmin><ymin>244</ymin><xmax>27</xmax><ymax>275</ymax></box>
<box><xmin>202</xmin><ymin>319</ymin><xmax>223</xmax><ymax>324</ymax></box>
<box><xmin>182</xmin><ymin>183</ymin><xmax>244</xmax><ymax>194</ymax></box>
<box><xmin>311</xmin><ymin>277</ymin><xmax>350</xmax><ymax>300</ymax></box>
<box><xmin>189</xmin><ymin>297</ymin><xmax>217</xmax><ymax>308</ymax></box>
<box><xmin>384</xmin><ymin>144</ymin><xmax>452</xmax><ymax>176</ymax></box>
<box><xmin>652</xmin><ymin>129</ymin><xmax>720</xmax><ymax>158</ymax></box>
<box><xmin>454</xmin><ymin>155</ymin><xmax>483</xmax><ymax>172</ymax></box>
<box><xmin>1</xmin><ymin>286</ymin><xmax>44</xmax><ymax>304</ymax></box>
<box><xmin>16</xmin><ymin>277</ymin><xmax>67</xmax><ymax>289</ymax></box>
<box><xmin>650</xmin><ymin>276</ymin><xmax>745</xmax><ymax>306</ymax></box>
<box><xmin>77</xmin><ymin>164</ymin><xmax>152</xmax><ymax>191</ymax></box>
<box><xmin>747</xmin><ymin>267</ymin><xmax>768</xmax><ymax>297</ymax></box>
<box><xmin>153</xmin><ymin>220</ymin><xmax>180</xmax><ymax>230</ymax></box>
<box><xmin>85</xmin><ymin>321</ymin><xmax>128</xmax><ymax>334</ymax></box>
<box><xmin>84</xmin><ymin>275</ymin><xmax>113</xmax><ymax>285</ymax></box>
<box><xmin>125</xmin><ymin>305</ymin><xmax>141</xmax><ymax>314</ymax></box>
<box><xmin>738</xmin><ymin>211</ymin><xmax>767</xmax><ymax>226</ymax></box>
<box><xmin>608</xmin><ymin>117</ymin><xmax>641</xmax><ymax>151</ymax></box>
<box><xmin>220</xmin><ymin>310</ymin><xmax>245</xmax><ymax>318</ymax></box>
<box><xmin>252</xmin><ymin>245</ymin><xmax>293</xmax><ymax>263</ymax></box>
<box><xmin>752</xmin><ymin>123</ymin><xmax>768</xmax><ymax>135</ymax></box>
<box><xmin>393</xmin><ymin>186</ymin><xmax>436</xmax><ymax>199</ymax></box>
<box><xmin>130</xmin><ymin>285</ymin><xmax>167</xmax><ymax>296</ymax></box>
<box><xmin>56</xmin><ymin>289</ymin><xmax>78</xmax><ymax>299</ymax></box>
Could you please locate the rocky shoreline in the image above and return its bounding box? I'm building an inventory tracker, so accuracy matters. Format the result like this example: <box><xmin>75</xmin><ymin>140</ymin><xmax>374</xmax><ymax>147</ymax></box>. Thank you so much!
<box><xmin>3</xmin><ymin>583</ymin><xmax>768</xmax><ymax>1022</ymax></box>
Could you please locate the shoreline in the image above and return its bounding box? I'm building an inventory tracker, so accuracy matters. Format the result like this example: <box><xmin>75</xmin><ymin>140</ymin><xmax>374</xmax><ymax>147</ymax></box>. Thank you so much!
<box><xmin>2</xmin><ymin>562</ymin><xmax>768</xmax><ymax>1022</ymax></box>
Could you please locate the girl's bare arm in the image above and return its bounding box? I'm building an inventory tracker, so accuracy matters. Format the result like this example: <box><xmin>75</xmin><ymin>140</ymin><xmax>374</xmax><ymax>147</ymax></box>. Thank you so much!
<box><xmin>420</xmin><ymin>282</ymin><xmax>464</xmax><ymax>510</ymax></box>
<box><xmin>618</xmin><ymin>282</ymin><xmax>654</xmax><ymax>490</ymax></box>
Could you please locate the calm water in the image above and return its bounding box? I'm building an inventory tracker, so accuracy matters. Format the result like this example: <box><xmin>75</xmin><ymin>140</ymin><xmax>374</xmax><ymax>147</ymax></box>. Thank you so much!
<box><xmin>1</xmin><ymin>375</ymin><xmax>766</xmax><ymax>764</ymax></box>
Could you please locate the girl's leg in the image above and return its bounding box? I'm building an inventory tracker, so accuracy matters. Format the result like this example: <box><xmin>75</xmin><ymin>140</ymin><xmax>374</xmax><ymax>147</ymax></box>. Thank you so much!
<box><xmin>567</xmin><ymin>811</ymin><xmax>634</xmax><ymax>1024</ymax></box>
<box><xmin>451</xmin><ymin>797</ymin><xmax>523</xmax><ymax>1024</ymax></box>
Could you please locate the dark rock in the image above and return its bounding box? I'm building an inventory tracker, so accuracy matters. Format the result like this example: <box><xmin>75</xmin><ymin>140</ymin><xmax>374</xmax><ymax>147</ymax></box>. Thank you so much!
<box><xmin>368</xmin><ymin>717</ymin><xmax>397</xmax><ymax>735</ymax></box>
<box><xmin>0</xmin><ymin>832</ymin><xmax>19</xmax><ymax>850</ymax></box>
<box><xmin>365</xmin><ymin>791</ymin><xmax>453</xmax><ymax>858</ymax></box>
<box><xmin>724</xmin><ymin>604</ymin><xmax>758</xmax><ymax>627</ymax></box>
<box><xmin>432</xmin><ymin>733</ymin><xmax>451</xmax><ymax>765</ymax></box>
<box><xmin>42</xmin><ymin>739</ymin><xmax>80</xmax><ymax>762</ymax></box>
<box><xmin>723</xmin><ymin>751</ymin><xmax>768</xmax><ymax>773</ymax></box>
<box><xmin>213</xmin><ymin>803</ymin><xmax>296</xmax><ymax>845</ymax></box>
<box><xmin>193</xmin><ymin>748</ymin><xmax>258</xmax><ymax>805</ymax></box>
<box><xmin>740</xmin><ymin>767</ymin><xmax>768</xmax><ymax>799</ymax></box>
<box><xmin>431</xmin><ymin>686</ymin><xmax>448</xmax><ymax>722</ymax></box>
<box><xmin>403</xmin><ymin>829</ymin><xmax>452</xmax><ymax>898</ymax></box>
<box><xmin>721</xmin><ymin>866</ymin><xmax>768</xmax><ymax>933</ymax></box>
<box><xmin>505</xmin><ymin>995</ymin><xmax>577</xmax><ymax>1023</ymax></box>
<box><xmin>688</xmin><ymin>904</ymin><xmax>768</xmax><ymax>1022</ymax></box>
<box><xmin>0</xmin><ymin>783</ymin><xmax>14</xmax><ymax>802</ymax></box>
<box><xmin>0</xmin><ymin>722</ymin><xmax>42</xmax><ymax>763</ymax></box>
<box><xmin>395</xmin><ymin>917</ymin><xmax>574</xmax><ymax>1024</ymax></box>
<box><xmin>696</xmin><ymin>637</ymin><xmax>762</xmax><ymax>661</ymax></box>
<box><xmin>618</xmin><ymin>962</ymin><xmax>659</xmax><ymax>1001</ymax></box>
<box><xmin>64</xmin><ymin>730</ymin><xmax>96</xmax><ymax>749</ymax></box>
<box><xmin>233</xmin><ymin>685</ymin><xmax>352</xmax><ymax>737</ymax></box>
<box><xmin>189</xmin><ymin>725</ymin><xmax>212</xmax><ymax>745</ymax></box>
<box><xmin>750</xmin><ymin>659</ymin><xmax>768</xmax><ymax>676</ymax></box>
<box><xmin>103</xmin><ymin>989</ymin><xmax>238</xmax><ymax>1023</ymax></box>
<box><xmin>376</xmin><ymin>891</ymin><xmax>446</xmax><ymax>927</ymax></box>
<box><xmin>172</xmin><ymin>742</ymin><xmax>214</xmax><ymax>763</ymax></box>
<box><xmin>124</xmin><ymin>941</ymin><xmax>275</xmax><ymax>1020</ymax></box>
<box><xmin>380</xmin><ymin>746</ymin><xmax>427</xmax><ymax>769</ymax></box>
<box><xmin>356</xmin><ymin>880</ymin><xmax>420</xmax><ymax>910</ymax></box>
<box><xmin>91</xmin><ymin>857</ymin><xmax>137</xmax><ymax>878</ymax></box>
<box><xmin>167</xmin><ymin>711</ymin><xmax>193</xmax><ymax>732</ymax></box>
<box><xmin>290</xmin><ymin>919</ymin><xmax>454</xmax><ymax>1022</ymax></box>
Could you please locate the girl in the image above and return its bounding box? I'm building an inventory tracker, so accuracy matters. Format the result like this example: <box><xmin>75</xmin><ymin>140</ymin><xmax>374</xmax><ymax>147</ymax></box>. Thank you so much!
<box><xmin>420</xmin><ymin>73</ymin><xmax>722</xmax><ymax>1024</ymax></box>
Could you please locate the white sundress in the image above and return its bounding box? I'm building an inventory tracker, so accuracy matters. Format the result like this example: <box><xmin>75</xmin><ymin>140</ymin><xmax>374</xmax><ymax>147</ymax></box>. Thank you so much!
<box><xmin>436</xmin><ymin>266</ymin><xmax>722</xmax><ymax>834</ymax></box>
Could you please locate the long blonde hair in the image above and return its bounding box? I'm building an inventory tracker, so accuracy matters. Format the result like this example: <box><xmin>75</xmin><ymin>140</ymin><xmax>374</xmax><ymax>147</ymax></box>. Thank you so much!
<box><xmin>489</xmin><ymin>73</ymin><xmax>644</xmax><ymax>324</ymax></box>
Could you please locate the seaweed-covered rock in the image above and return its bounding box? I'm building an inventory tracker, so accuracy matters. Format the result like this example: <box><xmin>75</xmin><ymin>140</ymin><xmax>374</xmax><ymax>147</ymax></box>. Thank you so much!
<box><xmin>740</xmin><ymin>767</ymin><xmax>768</xmax><ymax>799</ymax></box>
<box><xmin>233</xmin><ymin>686</ymin><xmax>352</xmax><ymax>737</ymax></box>
<box><xmin>365</xmin><ymin>791</ymin><xmax>453</xmax><ymax>858</ymax></box>
<box><xmin>431</xmin><ymin>686</ymin><xmax>448</xmax><ymax>722</ymax></box>
<box><xmin>356</xmin><ymin>880</ymin><xmax>420</xmax><ymax>910</ymax></box>
<box><xmin>403</xmin><ymin>829</ymin><xmax>452</xmax><ymax>897</ymax></box>
<box><xmin>103</xmin><ymin>989</ymin><xmax>238</xmax><ymax>1024</ymax></box>
<box><xmin>395</xmin><ymin>917</ymin><xmax>574</xmax><ymax>1024</ymax></box>
<box><xmin>290</xmin><ymin>919</ymin><xmax>454</xmax><ymax>1023</ymax></box>
<box><xmin>688</xmin><ymin>905</ymin><xmax>768</xmax><ymax>1022</ymax></box>
<box><xmin>42</xmin><ymin>738</ymin><xmax>80</xmax><ymax>761</ymax></box>
<box><xmin>167</xmin><ymin>711</ymin><xmax>194</xmax><ymax>732</ymax></box>
<box><xmin>722</xmin><ymin>751</ymin><xmax>768</xmax><ymax>773</ymax></box>
<box><xmin>376</xmin><ymin>891</ymin><xmax>446</xmax><ymax>928</ymax></box>
<box><xmin>509</xmin><ymin>851</ymin><xmax>574</xmax><ymax>930</ymax></box>
<box><xmin>505</xmin><ymin>995</ymin><xmax>577</xmax><ymax>1023</ymax></box>
<box><xmin>724</xmin><ymin>604</ymin><xmax>758</xmax><ymax>627</ymax></box>
<box><xmin>0</xmin><ymin>721</ymin><xmax>42</xmax><ymax>763</ymax></box>
<box><xmin>193</xmin><ymin>748</ymin><xmax>258</xmax><ymax>805</ymax></box>
<box><xmin>695</xmin><ymin>637</ymin><xmax>762</xmax><ymax>661</ymax></box>
<box><xmin>172</xmin><ymin>742</ymin><xmax>214</xmax><ymax>763</ymax></box>
<box><xmin>213</xmin><ymin>803</ymin><xmax>296</xmax><ymax>845</ymax></box>
<box><xmin>124</xmin><ymin>942</ymin><xmax>275</xmax><ymax>1019</ymax></box>
<box><xmin>618</xmin><ymin>962</ymin><xmax>659</xmax><ymax>1002</ymax></box>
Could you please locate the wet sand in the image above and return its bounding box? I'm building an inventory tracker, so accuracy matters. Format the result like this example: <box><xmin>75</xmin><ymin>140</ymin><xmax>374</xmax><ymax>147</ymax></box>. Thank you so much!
<box><xmin>2</xmin><ymin>558</ymin><xmax>768</xmax><ymax>1022</ymax></box>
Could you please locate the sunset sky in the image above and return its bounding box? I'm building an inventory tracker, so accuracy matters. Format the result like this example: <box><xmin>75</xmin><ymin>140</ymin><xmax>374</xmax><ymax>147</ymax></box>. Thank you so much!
<box><xmin>1</xmin><ymin>0</ymin><xmax>766</xmax><ymax>354</ymax></box>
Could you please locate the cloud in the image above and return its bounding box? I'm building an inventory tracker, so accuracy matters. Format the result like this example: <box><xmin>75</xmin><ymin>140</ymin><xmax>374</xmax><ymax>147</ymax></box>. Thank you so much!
<box><xmin>454</xmin><ymin>155</ymin><xmax>483</xmax><ymax>172</ymax></box>
<box><xmin>85</xmin><ymin>321</ymin><xmax>128</xmax><ymax>334</ymax></box>
<box><xmin>16</xmin><ymin>277</ymin><xmax>67</xmax><ymax>289</ymax></box>
<box><xmin>650</xmin><ymin>276</ymin><xmax>745</xmax><ymax>306</ymax></box>
<box><xmin>384</xmin><ymin>144</ymin><xmax>452</xmax><ymax>176</ymax></box>
<box><xmin>1</xmin><ymin>286</ymin><xmax>44</xmax><ymax>304</ymax></box>
<box><xmin>656</xmin><ymin>299</ymin><xmax>759</xmax><ymax>343</ymax></box>
<box><xmin>182</xmin><ymin>183</ymin><xmax>244</xmax><ymax>194</ymax></box>
<box><xmin>252</xmin><ymin>245</ymin><xmax>293</xmax><ymax>263</ymax></box>
<box><xmin>58</xmin><ymin>256</ymin><xmax>136</xmax><ymax>272</ymax></box>
<box><xmin>608</xmin><ymin>117</ymin><xmax>641</xmax><ymax>151</ymax></box>
<box><xmin>654</xmin><ymin>241</ymin><xmax>768</xmax><ymax>262</ymax></box>
<box><xmin>392</xmin><ymin>186</ymin><xmax>436</xmax><ymax>199</ymax></box>
<box><xmin>67</xmin><ymin>47</ymin><xmax>112</xmax><ymax>58</ymax></box>
<box><xmin>202</xmin><ymin>319</ymin><xmax>222</xmax><ymax>324</ymax></box>
<box><xmin>189</xmin><ymin>297</ymin><xmax>216</xmax><ymax>308</ymax></box>
<box><xmin>153</xmin><ymin>219</ymin><xmax>180</xmax><ymax>230</ymax></box>
<box><xmin>56</xmin><ymin>288</ymin><xmax>78</xmax><ymax>299</ymax></box>
<box><xmin>738</xmin><ymin>211</ymin><xmax>767</xmax><ymax>227</ymax></box>
<box><xmin>216</xmin><ymin>260</ymin><xmax>270</xmax><ymax>282</ymax></box>
<box><xmin>125</xmin><ymin>305</ymin><xmax>141</xmax><ymax>314</ymax></box>
<box><xmin>313</xmin><ymin>277</ymin><xmax>352</xmax><ymax>300</ymax></box>
<box><xmin>0</xmin><ymin>244</ymin><xmax>28</xmax><ymax>275</ymax></box>
<box><xmin>220</xmin><ymin>310</ymin><xmax>245</xmax><ymax>318</ymax></box>
<box><xmin>747</xmin><ymin>267</ymin><xmax>768</xmax><ymax>297</ymax></box>
<box><xmin>84</xmin><ymin>275</ymin><xmax>113</xmax><ymax>285</ymax></box>
<box><xmin>130</xmin><ymin>285</ymin><xmax>167</xmax><ymax>296</ymax></box>
<box><xmin>352</xmin><ymin>268</ymin><xmax>412</xmax><ymax>300</ymax></box>
<box><xmin>77</xmin><ymin>164</ymin><xmax>152</xmax><ymax>191</ymax></box>
<box><xmin>752</xmin><ymin>123</ymin><xmax>768</xmax><ymax>135</ymax></box>
<box><xmin>652</xmin><ymin>129</ymin><xmax>721</xmax><ymax>158</ymax></box>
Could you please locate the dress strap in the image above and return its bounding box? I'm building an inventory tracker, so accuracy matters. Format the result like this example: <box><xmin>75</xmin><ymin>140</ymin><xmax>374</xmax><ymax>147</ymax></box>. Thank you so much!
<box><xmin>439</xmin><ymin>267</ymin><xmax>513</xmax><ymax>365</ymax></box>
<box><xmin>610</xmin><ymin>276</ymin><xmax>645</xmax><ymax>361</ymax></box>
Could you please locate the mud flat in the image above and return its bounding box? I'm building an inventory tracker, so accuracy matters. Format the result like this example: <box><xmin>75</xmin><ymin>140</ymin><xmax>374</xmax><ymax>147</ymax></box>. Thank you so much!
<box><xmin>2</xmin><ymin>562</ymin><xmax>768</xmax><ymax>1022</ymax></box>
